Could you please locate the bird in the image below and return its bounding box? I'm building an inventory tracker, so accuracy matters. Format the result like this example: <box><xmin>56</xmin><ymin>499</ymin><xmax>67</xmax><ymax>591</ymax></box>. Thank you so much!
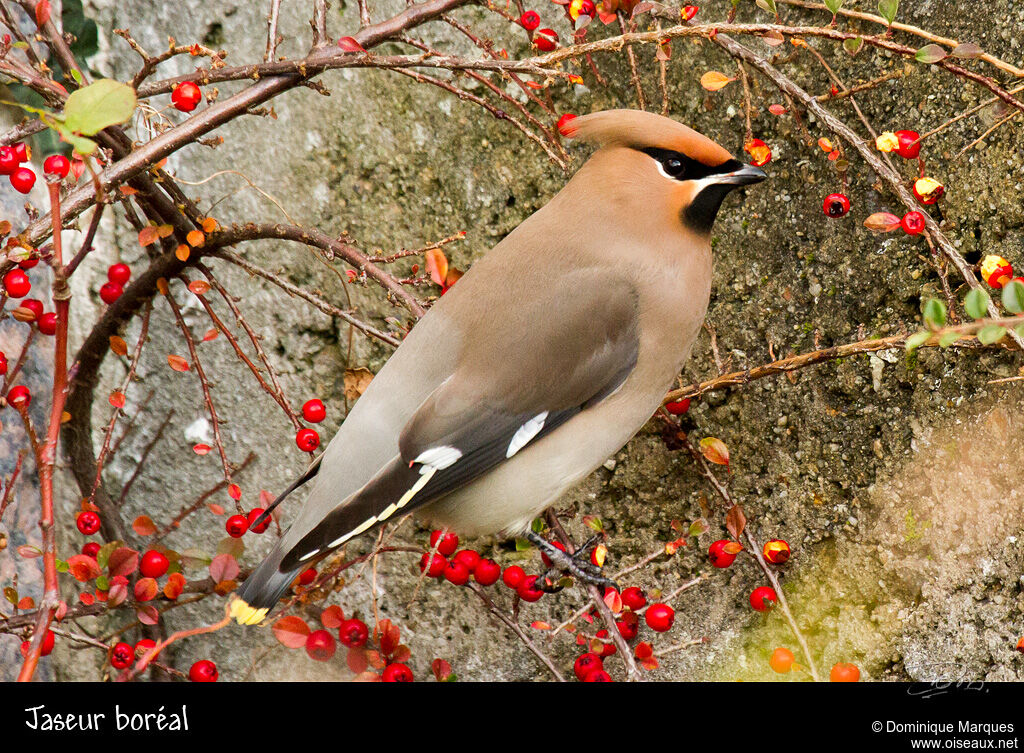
<box><xmin>231</xmin><ymin>108</ymin><xmax>766</xmax><ymax>625</ymax></box>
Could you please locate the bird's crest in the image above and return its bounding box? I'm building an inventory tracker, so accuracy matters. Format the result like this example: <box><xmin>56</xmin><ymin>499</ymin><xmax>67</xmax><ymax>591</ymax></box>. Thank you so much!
<box><xmin>562</xmin><ymin>109</ymin><xmax>733</xmax><ymax>168</ymax></box>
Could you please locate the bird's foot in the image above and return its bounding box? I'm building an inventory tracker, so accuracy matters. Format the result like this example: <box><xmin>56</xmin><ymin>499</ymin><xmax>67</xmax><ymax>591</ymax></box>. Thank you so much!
<box><xmin>527</xmin><ymin>532</ymin><xmax>620</xmax><ymax>593</ymax></box>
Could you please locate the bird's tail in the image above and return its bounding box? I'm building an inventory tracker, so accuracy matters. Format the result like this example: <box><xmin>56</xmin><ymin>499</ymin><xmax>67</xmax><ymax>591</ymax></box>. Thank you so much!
<box><xmin>231</xmin><ymin>543</ymin><xmax>302</xmax><ymax>626</ymax></box>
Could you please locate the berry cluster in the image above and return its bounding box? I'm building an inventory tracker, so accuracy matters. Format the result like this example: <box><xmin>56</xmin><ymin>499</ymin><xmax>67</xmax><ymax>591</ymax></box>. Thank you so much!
<box><xmin>0</xmin><ymin>141</ymin><xmax>35</xmax><ymax>193</ymax></box>
<box><xmin>707</xmin><ymin>537</ymin><xmax>790</xmax><ymax>612</ymax></box>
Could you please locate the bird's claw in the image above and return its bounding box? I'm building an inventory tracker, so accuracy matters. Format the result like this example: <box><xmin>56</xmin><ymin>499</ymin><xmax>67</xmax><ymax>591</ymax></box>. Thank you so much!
<box><xmin>528</xmin><ymin>532</ymin><xmax>620</xmax><ymax>593</ymax></box>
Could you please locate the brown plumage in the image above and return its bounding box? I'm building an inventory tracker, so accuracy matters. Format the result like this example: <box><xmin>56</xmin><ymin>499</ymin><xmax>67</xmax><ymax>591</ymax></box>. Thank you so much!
<box><xmin>232</xmin><ymin>109</ymin><xmax>766</xmax><ymax>625</ymax></box>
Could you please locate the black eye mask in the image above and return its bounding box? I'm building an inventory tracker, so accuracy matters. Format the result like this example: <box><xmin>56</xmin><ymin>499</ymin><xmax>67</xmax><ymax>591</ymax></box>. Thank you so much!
<box><xmin>640</xmin><ymin>147</ymin><xmax>743</xmax><ymax>182</ymax></box>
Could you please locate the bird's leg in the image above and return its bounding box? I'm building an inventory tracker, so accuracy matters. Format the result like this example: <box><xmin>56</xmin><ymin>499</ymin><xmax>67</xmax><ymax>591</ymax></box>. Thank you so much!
<box><xmin>526</xmin><ymin>531</ymin><xmax>620</xmax><ymax>593</ymax></box>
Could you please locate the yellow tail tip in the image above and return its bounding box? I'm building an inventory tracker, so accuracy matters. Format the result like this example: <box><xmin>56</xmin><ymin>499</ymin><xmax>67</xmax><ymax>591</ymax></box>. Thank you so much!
<box><xmin>230</xmin><ymin>597</ymin><xmax>269</xmax><ymax>626</ymax></box>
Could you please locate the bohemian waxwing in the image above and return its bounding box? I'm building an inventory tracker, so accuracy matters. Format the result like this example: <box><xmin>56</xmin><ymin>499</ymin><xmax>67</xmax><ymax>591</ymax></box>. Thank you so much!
<box><xmin>231</xmin><ymin>109</ymin><xmax>766</xmax><ymax>625</ymax></box>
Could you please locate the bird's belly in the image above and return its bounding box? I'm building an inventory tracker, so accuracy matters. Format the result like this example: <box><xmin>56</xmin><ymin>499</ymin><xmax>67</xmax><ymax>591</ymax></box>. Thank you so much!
<box><xmin>417</xmin><ymin>383</ymin><xmax>664</xmax><ymax>538</ymax></box>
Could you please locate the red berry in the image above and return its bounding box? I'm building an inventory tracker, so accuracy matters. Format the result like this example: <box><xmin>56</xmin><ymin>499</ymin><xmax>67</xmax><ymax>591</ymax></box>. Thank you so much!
<box><xmin>338</xmin><ymin>618</ymin><xmax>369</xmax><ymax>647</ymax></box>
<box><xmin>594</xmin><ymin>629</ymin><xmax>616</xmax><ymax>656</ymax></box>
<box><xmin>708</xmin><ymin>539</ymin><xmax>738</xmax><ymax>568</ymax></box>
<box><xmin>10</xmin><ymin>166</ymin><xmax>34</xmax><ymax>193</ymax></box>
<box><xmin>225</xmin><ymin>514</ymin><xmax>249</xmax><ymax>538</ymax></box>
<box><xmin>13</xmin><ymin>142</ymin><xmax>29</xmax><ymax>162</ymax></box>
<box><xmin>750</xmin><ymin>586</ymin><xmax>778</xmax><ymax>612</ymax></box>
<box><xmin>7</xmin><ymin>384</ymin><xmax>31</xmax><ymax>408</ymax></box>
<box><xmin>247</xmin><ymin>507</ymin><xmax>271</xmax><ymax>533</ymax></box>
<box><xmin>584</xmin><ymin>669</ymin><xmax>613</xmax><ymax>682</ymax></box>
<box><xmin>43</xmin><ymin>154</ymin><xmax>70</xmax><ymax>179</ymax></box>
<box><xmin>616</xmin><ymin>612</ymin><xmax>639</xmax><ymax>640</ymax></box>
<box><xmin>830</xmin><ymin>662</ymin><xmax>860</xmax><ymax>682</ymax></box>
<box><xmin>644</xmin><ymin>603</ymin><xmax>675</xmax><ymax>632</ymax></box>
<box><xmin>4</xmin><ymin>269</ymin><xmax>31</xmax><ymax>298</ymax></box>
<box><xmin>37</xmin><ymin>312</ymin><xmax>57</xmax><ymax>336</ymax></box>
<box><xmin>381</xmin><ymin>662</ymin><xmax>414</xmax><ymax>682</ymax></box>
<box><xmin>443</xmin><ymin>559</ymin><xmax>471</xmax><ymax>586</ymax></box>
<box><xmin>453</xmin><ymin>549</ymin><xmax>481</xmax><ymax>571</ymax></box>
<box><xmin>134</xmin><ymin>638</ymin><xmax>157</xmax><ymax>658</ymax></box>
<box><xmin>519</xmin><ymin>10</ymin><xmax>540</xmax><ymax>30</ymax></box>
<box><xmin>763</xmin><ymin>539</ymin><xmax>791</xmax><ymax>564</ymax></box>
<box><xmin>110</xmin><ymin>642</ymin><xmax>134</xmax><ymax>670</ymax></box>
<box><xmin>621</xmin><ymin>586</ymin><xmax>647</xmax><ymax>611</ymax></box>
<box><xmin>665</xmin><ymin>398</ymin><xmax>690</xmax><ymax>415</ymax></box>
<box><xmin>99</xmin><ymin>281</ymin><xmax>123</xmax><ymax>305</ymax></box>
<box><xmin>305</xmin><ymin>629</ymin><xmax>337</xmax><ymax>661</ymax></box>
<box><xmin>139</xmin><ymin>550</ymin><xmax>169</xmax><ymax>578</ymax></box>
<box><xmin>534</xmin><ymin>28</ymin><xmax>558</xmax><ymax>52</ymax></box>
<box><xmin>171</xmin><ymin>81</ymin><xmax>203</xmax><ymax>112</ymax></box>
<box><xmin>20</xmin><ymin>297</ymin><xmax>43</xmax><ymax>321</ymax></box>
<box><xmin>188</xmin><ymin>659</ymin><xmax>218</xmax><ymax>682</ymax></box>
<box><xmin>76</xmin><ymin>510</ymin><xmax>101</xmax><ymax>535</ymax></box>
<box><xmin>0</xmin><ymin>352</ymin><xmax>7</xmax><ymax>376</ymax></box>
<box><xmin>573</xmin><ymin>652</ymin><xmax>604</xmax><ymax>680</ymax></box>
<box><xmin>81</xmin><ymin>542</ymin><xmax>101</xmax><ymax>559</ymax></box>
<box><xmin>473</xmin><ymin>557</ymin><xmax>501</xmax><ymax>586</ymax></box>
<box><xmin>296</xmin><ymin>427</ymin><xmax>320</xmax><ymax>452</ymax></box>
<box><xmin>0</xmin><ymin>146</ymin><xmax>17</xmax><ymax>175</ymax></box>
<box><xmin>823</xmin><ymin>193</ymin><xmax>850</xmax><ymax>218</ymax></box>
<box><xmin>302</xmin><ymin>398</ymin><xmax>326</xmax><ymax>423</ymax></box>
<box><xmin>429</xmin><ymin>530</ymin><xmax>459</xmax><ymax>556</ymax></box>
<box><xmin>20</xmin><ymin>630</ymin><xmax>55</xmax><ymax>658</ymax></box>
<box><xmin>298</xmin><ymin>567</ymin><xmax>317</xmax><ymax>585</ymax></box>
<box><xmin>107</xmin><ymin>263</ymin><xmax>131</xmax><ymax>286</ymax></box>
<box><xmin>516</xmin><ymin>574</ymin><xmax>545</xmax><ymax>602</ymax></box>
<box><xmin>502</xmin><ymin>565</ymin><xmax>526</xmax><ymax>589</ymax></box>
<box><xmin>894</xmin><ymin>129</ymin><xmax>921</xmax><ymax>160</ymax></box>
<box><xmin>419</xmin><ymin>552</ymin><xmax>448</xmax><ymax>578</ymax></box>
<box><xmin>901</xmin><ymin>211</ymin><xmax>926</xmax><ymax>235</ymax></box>
<box><xmin>913</xmin><ymin>177</ymin><xmax>945</xmax><ymax>205</ymax></box>
<box><xmin>540</xmin><ymin>540</ymin><xmax>566</xmax><ymax>568</ymax></box>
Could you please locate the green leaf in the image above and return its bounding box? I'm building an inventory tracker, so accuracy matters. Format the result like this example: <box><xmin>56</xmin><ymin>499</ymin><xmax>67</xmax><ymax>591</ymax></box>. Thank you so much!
<box><xmin>1001</xmin><ymin>279</ymin><xmax>1024</xmax><ymax>314</ymax></box>
<box><xmin>755</xmin><ymin>0</ymin><xmax>778</xmax><ymax>15</ymax></box>
<box><xmin>70</xmin><ymin>68</ymin><xmax>83</xmax><ymax>85</ymax></box>
<box><xmin>55</xmin><ymin>559</ymin><xmax>68</xmax><ymax>573</ymax></box>
<box><xmin>915</xmin><ymin>44</ymin><xmax>948</xmax><ymax>64</ymax></box>
<box><xmin>977</xmin><ymin>325</ymin><xmax>1007</xmax><ymax>345</ymax></box>
<box><xmin>1015</xmin><ymin>324</ymin><xmax>1024</xmax><ymax>339</ymax></box>
<box><xmin>824</xmin><ymin>0</ymin><xmax>843</xmax><ymax>13</ymax></box>
<box><xmin>938</xmin><ymin>330</ymin><xmax>961</xmax><ymax>348</ymax></box>
<box><xmin>844</xmin><ymin>37</ymin><xmax>864</xmax><ymax>56</ymax></box>
<box><xmin>922</xmin><ymin>298</ymin><xmax>947</xmax><ymax>329</ymax></box>
<box><xmin>905</xmin><ymin>330</ymin><xmax>931</xmax><ymax>352</ymax></box>
<box><xmin>965</xmin><ymin>287</ymin><xmax>990</xmax><ymax>320</ymax></box>
<box><xmin>878</xmin><ymin>0</ymin><xmax>899</xmax><ymax>24</ymax></box>
<box><xmin>515</xmin><ymin>537</ymin><xmax>532</xmax><ymax>552</ymax></box>
<box><xmin>63</xmin><ymin>79</ymin><xmax>137</xmax><ymax>136</ymax></box>
<box><xmin>95</xmin><ymin>574</ymin><xmax>110</xmax><ymax>591</ymax></box>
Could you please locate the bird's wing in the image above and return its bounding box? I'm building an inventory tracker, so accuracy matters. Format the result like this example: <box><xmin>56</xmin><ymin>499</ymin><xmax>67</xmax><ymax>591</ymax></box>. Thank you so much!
<box><xmin>279</xmin><ymin>272</ymin><xmax>640</xmax><ymax>570</ymax></box>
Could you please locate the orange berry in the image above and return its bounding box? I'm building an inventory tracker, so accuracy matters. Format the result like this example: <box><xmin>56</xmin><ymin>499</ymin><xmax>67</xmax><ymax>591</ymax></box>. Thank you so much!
<box><xmin>769</xmin><ymin>647</ymin><xmax>795</xmax><ymax>673</ymax></box>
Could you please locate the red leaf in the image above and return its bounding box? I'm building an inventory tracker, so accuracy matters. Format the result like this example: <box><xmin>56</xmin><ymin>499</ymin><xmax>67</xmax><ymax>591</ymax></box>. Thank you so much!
<box><xmin>167</xmin><ymin>354</ymin><xmax>190</xmax><ymax>372</ymax></box>
<box><xmin>202</xmin><ymin>328</ymin><xmax>219</xmax><ymax>342</ymax></box>
<box><xmin>338</xmin><ymin>36</ymin><xmax>366</xmax><ymax>52</ymax></box>
<box><xmin>107</xmin><ymin>547</ymin><xmax>139</xmax><ymax>578</ymax></box>
<box><xmin>163</xmin><ymin>572</ymin><xmax>185</xmax><ymax>600</ymax></box>
<box><xmin>138</xmin><ymin>226</ymin><xmax>160</xmax><ymax>246</ymax></box>
<box><xmin>321</xmin><ymin>605</ymin><xmax>345</xmax><ymax>629</ymax></box>
<box><xmin>207</xmin><ymin>502</ymin><xmax>224</xmax><ymax>515</ymax></box>
<box><xmin>273</xmin><ymin>615</ymin><xmax>310</xmax><ymax>649</ymax></box>
<box><xmin>700</xmin><ymin>436</ymin><xmax>730</xmax><ymax>466</ymax></box>
<box><xmin>17</xmin><ymin>596</ymin><xmax>35</xmax><ymax>609</ymax></box>
<box><xmin>228</xmin><ymin>483</ymin><xmax>242</xmax><ymax>501</ymax></box>
<box><xmin>431</xmin><ymin>658</ymin><xmax>453</xmax><ymax>681</ymax></box>
<box><xmin>188</xmin><ymin>280</ymin><xmax>211</xmax><ymax>296</ymax></box>
<box><xmin>67</xmin><ymin>554</ymin><xmax>102</xmax><ymax>582</ymax></box>
<box><xmin>132</xmin><ymin>515</ymin><xmax>157</xmax><ymax>536</ymax></box>
<box><xmin>134</xmin><ymin>577</ymin><xmax>159</xmax><ymax>602</ymax></box>
<box><xmin>193</xmin><ymin>443</ymin><xmax>211</xmax><ymax>455</ymax></box>
<box><xmin>34</xmin><ymin>0</ymin><xmax>50</xmax><ymax>27</ymax></box>
<box><xmin>79</xmin><ymin>592</ymin><xmax>95</xmax><ymax>606</ymax></box>
<box><xmin>107</xmin><ymin>579</ymin><xmax>128</xmax><ymax>607</ymax></box>
<box><xmin>109</xmin><ymin>391</ymin><xmax>125</xmax><ymax>409</ymax></box>
<box><xmin>863</xmin><ymin>212</ymin><xmax>902</xmax><ymax>233</ymax></box>
<box><xmin>137</xmin><ymin>605</ymin><xmax>160</xmax><ymax>625</ymax></box>
<box><xmin>17</xmin><ymin>545</ymin><xmax>42</xmax><ymax>559</ymax></box>
<box><xmin>209</xmin><ymin>553</ymin><xmax>239</xmax><ymax>583</ymax></box>
<box><xmin>347</xmin><ymin>646</ymin><xmax>369</xmax><ymax>673</ymax></box>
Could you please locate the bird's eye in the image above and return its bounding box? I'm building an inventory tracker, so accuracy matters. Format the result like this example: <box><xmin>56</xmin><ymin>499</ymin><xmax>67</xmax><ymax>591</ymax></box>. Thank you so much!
<box><xmin>663</xmin><ymin>157</ymin><xmax>685</xmax><ymax>177</ymax></box>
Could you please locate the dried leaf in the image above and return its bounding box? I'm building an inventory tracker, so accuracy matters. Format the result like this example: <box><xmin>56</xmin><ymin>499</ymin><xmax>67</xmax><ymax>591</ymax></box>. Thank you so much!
<box><xmin>186</xmin><ymin>230</ymin><xmax>205</xmax><ymax>247</ymax></box>
<box><xmin>700</xmin><ymin>71</ymin><xmax>734</xmax><ymax>92</ymax></box>
<box><xmin>915</xmin><ymin>44</ymin><xmax>948</xmax><ymax>64</ymax></box>
<box><xmin>343</xmin><ymin>367</ymin><xmax>374</xmax><ymax>402</ymax></box>
<box><xmin>202</xmin><ymin>328</ymin><xmax>219</xmax><ymax>342</ymax></box>
<box><xmin>175</xmin><ymin>244</ymin><xmax>190</xmax><ymax>262</ymax></box>
<box><xmin>768</xmin><ymin>104</ymin><xmax>787</xmax><ymax>115</ymax></box>
<box><xmin>863</xmin><ymin>212</ymin><xmax>902</xmax><ymax>232</ymax></box>
<box><xmin>761</xmin><ymin>30</ymin><xmax>784</xmax><ymax>46</ymax></box>
<box><xmin>109</xmin><ymin>335</ymin><xmax>128</xmax><ymax>356</ymax></box>
<box><xmin>163</xmin><ymin>572</ymin><xmax>185</xmax><ymax>599</ymax></box>
<box><xmin>272</xmin><ymin>615</ymin><xmax>310</xmax><ymax>649</ymax></box>
<box><xmin>134</xmin><ymin>577</ymin><xmax>158</xmax><ymax>602</ymax></box>
<box><xmin>425</xmin><ymin>248</ymin><xmax>448</xmax><ymax>287</ymax></box>
<box><xmin>431</xmin><ymin>658</ymin><xmax>454</xmax><ymax>681</ymax></box>
<box><xmin>107</xmin><ymin>547</ymin><xmax>139</xmax><ymax>578</ymax></box>
<box><xmin>726</xmin><ymin>504</ymin><xmax>747</xmax><ymax>540</ymax></box>
<box><xmin>138</xmin><ymin>226</ymin><xmax>160</xmax><ymax>246</ymax></box>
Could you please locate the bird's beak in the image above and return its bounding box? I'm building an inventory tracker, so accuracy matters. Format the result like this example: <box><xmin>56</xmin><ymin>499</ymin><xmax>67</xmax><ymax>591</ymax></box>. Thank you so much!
<box><xmin>718</xmin><ymin>163</ymin><xmax>768</xmax><ymax>186</ymax></box>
